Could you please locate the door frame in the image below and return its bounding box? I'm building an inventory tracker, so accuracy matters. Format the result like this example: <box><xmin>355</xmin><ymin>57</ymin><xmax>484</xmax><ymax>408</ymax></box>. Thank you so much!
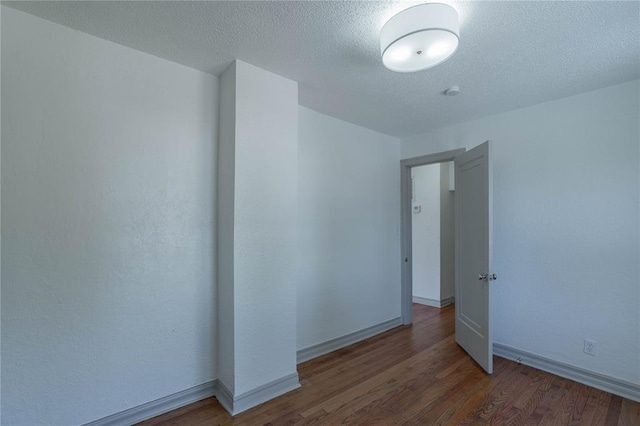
<box><xmin>400</xmin><ymin>149</ymin><xmax>466</xmax><ymax>324</ymax></box>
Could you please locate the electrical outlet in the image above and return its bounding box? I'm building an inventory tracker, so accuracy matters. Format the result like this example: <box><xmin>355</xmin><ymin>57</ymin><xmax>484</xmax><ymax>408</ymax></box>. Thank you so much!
<box><xmin>584</xmin><ymin>339</ymin><xmax>597</xmax><ymax>356</ymax></box>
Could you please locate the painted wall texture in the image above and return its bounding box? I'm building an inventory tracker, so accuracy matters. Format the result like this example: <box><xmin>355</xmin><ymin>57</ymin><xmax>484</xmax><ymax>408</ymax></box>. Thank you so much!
<box><xmin>296</xmin><ymin>106</ymin><xmax>402</xmax><ymax>351</ymax></box>
<box><xmin>218</xmin><ymin>60</ymin><xmax>299</xmax><ymax>399</ymax></box>
<box><xmin>403</xmin><ymin>79</ymin><xmax>640</xmax><ymax>385</ymax></box>
<box><xmin>1</xmin><ymin>7</ymin><xmax>218</xmax><ymax>424</ymax></box>
<box><xmin>216</xmin><ymin>61</ymin><xmax>237</xmax><ymax>395</ymax></box>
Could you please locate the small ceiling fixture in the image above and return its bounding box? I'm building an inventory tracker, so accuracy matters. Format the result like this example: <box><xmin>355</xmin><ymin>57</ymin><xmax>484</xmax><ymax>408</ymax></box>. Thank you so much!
<box><xmin>380</xmin><ymin>3</ymin><xmax>459</xmax><ymax>73</ymax></box>
<box><xmin>444</xmin><ymin>85</ymin><xmax>460</xmax><ymax>96</ymax></box>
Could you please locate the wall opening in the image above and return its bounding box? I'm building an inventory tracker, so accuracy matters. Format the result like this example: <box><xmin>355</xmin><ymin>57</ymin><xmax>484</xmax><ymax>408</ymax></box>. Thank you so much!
<box><xmin>410</xmin><ymin>162</ymin><xmax>455</xmax><ymax>308</ymax></box>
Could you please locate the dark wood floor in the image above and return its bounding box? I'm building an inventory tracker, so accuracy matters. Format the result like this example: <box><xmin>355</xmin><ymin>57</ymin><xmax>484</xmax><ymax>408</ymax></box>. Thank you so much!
<box><xmin>139</xmin><ymin>304</ymin><xmax>640</xmax><ymax>425</ymax></box>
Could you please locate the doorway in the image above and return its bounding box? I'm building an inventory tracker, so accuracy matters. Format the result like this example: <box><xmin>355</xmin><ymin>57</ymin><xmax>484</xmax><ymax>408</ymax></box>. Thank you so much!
<box><xmin>410</xmin><ymin>162</ymin><xmax>455</xmax><ymax>309</ymax></box>
<box><xmin>400</xmin><ymin>149</ymin><xmax>465</xmax><ymax>325</ymax></box>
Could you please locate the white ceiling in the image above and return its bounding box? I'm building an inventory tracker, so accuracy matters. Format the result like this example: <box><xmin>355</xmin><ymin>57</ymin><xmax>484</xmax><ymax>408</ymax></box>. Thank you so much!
<box><xmin>4</xmin><ymin>1</ymin><xmax>640</xmax><ymax>138</ymax></box>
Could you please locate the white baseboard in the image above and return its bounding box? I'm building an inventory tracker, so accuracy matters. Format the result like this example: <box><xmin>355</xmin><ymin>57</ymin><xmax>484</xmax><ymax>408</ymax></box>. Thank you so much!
<box><xmin>297</xmin><ymin>317</ymin><xmax>402</xmax><ymax>364</ymax></box>
<box><xmin>84</xmin><ymin>372</ymin><xmax>301</xmax><ymax>424</ymax></box>
<box><xmin>214</xmin><ymin>380</ymin><xmax>234</xmax><ymax>415</ymax></box>
<box><xmin>494</xmin><ymin>343</ymin><xmax>640</xmax><ymax>403</ymax></box>
<box><xmin>412</xmin><ymin>296</ymin><xmax>454</xmax><ymax>308</ymax></box>
<box><xmin>219</xmin><ymin>372</ymin><xmax>300</xmax><ymax>415</ymax></box>
<box><xmin>440</xmin><ymin>296</ymin><xmax>455</xmax><ymax>307</ymax></box>
<box><xmin>83</xmin><ymin>380</ymin><xmax>217</xmax><ymax>426</ymax></box>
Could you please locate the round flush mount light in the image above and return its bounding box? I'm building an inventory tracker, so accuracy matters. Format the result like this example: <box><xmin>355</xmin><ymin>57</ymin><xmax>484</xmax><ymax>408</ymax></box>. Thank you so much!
<box><xmin>381</xmin><ymin>3</ymin><xmax>459</xmax><ymax>73</ymax></box>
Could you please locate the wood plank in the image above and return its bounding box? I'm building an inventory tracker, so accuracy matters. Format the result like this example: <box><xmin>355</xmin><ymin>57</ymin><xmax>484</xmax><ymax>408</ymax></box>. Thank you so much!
<box><xmin>618</xmin><ymin>398</ymin><xmax>640</xmax><ymax>426</ymax></box>
<box><xmin>581</xmin><ymin>387</ymin><xmax>613</xmax><ymax>425</ymax></box>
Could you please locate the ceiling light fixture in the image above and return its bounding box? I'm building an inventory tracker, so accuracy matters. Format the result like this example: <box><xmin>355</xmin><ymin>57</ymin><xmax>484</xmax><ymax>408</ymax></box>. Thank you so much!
<box><xmin>380</xmin><ymin>3</ymin><xmax>459</xmax><ymax>73</ymax></box>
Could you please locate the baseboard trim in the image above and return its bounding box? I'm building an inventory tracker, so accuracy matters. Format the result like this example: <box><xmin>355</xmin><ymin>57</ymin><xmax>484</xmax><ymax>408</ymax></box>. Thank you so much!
<box><xmin>83</xmin><ymin>380</ymin><xmax>217</xmax><ymax>426</ymax></box>
<box><xmin>84</xmin><ymin>373</ymin><xmax>301</xmax><ymax>424</ymax></box>
<box><xmin>297</xmin><ymin>317</ymin><xmax>402</xmax><ymax>364</ymax></box>
<box><xmin>412</xmin><ymin>296</ymin><xmax>454</xmax><ymax>308</ymax></box>
<box><xmin>230</xmin><ymin>372</ymin><xmax>300</xmax><ymax>415</ymax></box>
<box><xmin>440</xmin><ymin>296</ymin><xmax>455</xmax><ymax>307</ymax></box>
<box><xmin>214</xmin><ymin>380</ymin><xmax>235</xmax><ymax>415</ymax></box>
<box><xmin>494</xmin><ymin>343</ymin><xmax>640</xmax><ymax>403</ymax></box>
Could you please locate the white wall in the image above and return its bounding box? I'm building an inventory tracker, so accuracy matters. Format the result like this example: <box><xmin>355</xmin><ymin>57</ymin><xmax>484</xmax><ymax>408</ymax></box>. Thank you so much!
<box><xmin>297</xmin><ymin>107</ymin><xmax>401</xmax><ymax>351</ymax></box>
<box><xmin>216</xmin><ymin>62</ymin><xmax>237</xmax><ymax>394</ymax></box>
<box><xmin>1</xmin><ymin>7</ymin><xmax>218</xmax><ymax>425</ymax></box>
<box><xmin>402</xmin><ymin>79</ymin><xmax>640</xmax><ymax>385</ymax></box>
<box><xmin>234</xmin><ymin>61</ymin><xmax>298</xmax><ymax>396</ymax></box>
<box><xmin>411</xmin><ymin>164</ymin><xmax>441</xmax><ymax>302</ymax></box>
<box><xmin>218</xmin><ymin>60</ymin><xmax>299</xmax><ymax>399</ymax></box>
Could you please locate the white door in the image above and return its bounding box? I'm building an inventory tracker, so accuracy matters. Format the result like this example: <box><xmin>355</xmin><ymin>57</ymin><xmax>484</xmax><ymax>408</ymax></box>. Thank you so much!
<box><xmin>454</xmin><ymin>141</ymin><xmax>494</xmax><ymax>374</ymax></box>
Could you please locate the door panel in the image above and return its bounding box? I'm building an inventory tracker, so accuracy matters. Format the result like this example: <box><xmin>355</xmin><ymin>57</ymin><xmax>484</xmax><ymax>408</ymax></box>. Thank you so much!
<box><xmin>455</xmin><ymin>141</ymin><xmax>493</xmax><ymax>374</ymax></box>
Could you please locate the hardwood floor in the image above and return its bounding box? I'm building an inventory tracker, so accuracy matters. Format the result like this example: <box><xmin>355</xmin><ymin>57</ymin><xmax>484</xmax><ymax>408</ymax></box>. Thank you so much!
<box><xmin>139</xmin><ymin>304</ymin><xmax>640</xmax><ymax>425</ymax></box>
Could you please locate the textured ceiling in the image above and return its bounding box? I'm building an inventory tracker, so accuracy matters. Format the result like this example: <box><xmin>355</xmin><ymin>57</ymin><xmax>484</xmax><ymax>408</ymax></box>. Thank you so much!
<box><xmin>4</xmin><ymin>1</ymin><xmax>640</xmax><ymax>138</ymax></box>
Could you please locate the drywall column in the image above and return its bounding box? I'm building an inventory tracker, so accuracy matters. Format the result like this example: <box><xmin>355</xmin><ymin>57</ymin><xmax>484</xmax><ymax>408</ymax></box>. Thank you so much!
<box><xmin>217</xmin><ymin>60</ymin><xmax>299</xmax><ymax>415</ymax></box>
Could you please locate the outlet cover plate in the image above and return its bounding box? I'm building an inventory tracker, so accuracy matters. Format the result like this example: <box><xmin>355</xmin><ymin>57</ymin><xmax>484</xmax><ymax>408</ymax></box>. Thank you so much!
<box><xmin>584</xmin><ymin>339</ymin><xmax>597</xmax><ymax>356</ymax></box>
